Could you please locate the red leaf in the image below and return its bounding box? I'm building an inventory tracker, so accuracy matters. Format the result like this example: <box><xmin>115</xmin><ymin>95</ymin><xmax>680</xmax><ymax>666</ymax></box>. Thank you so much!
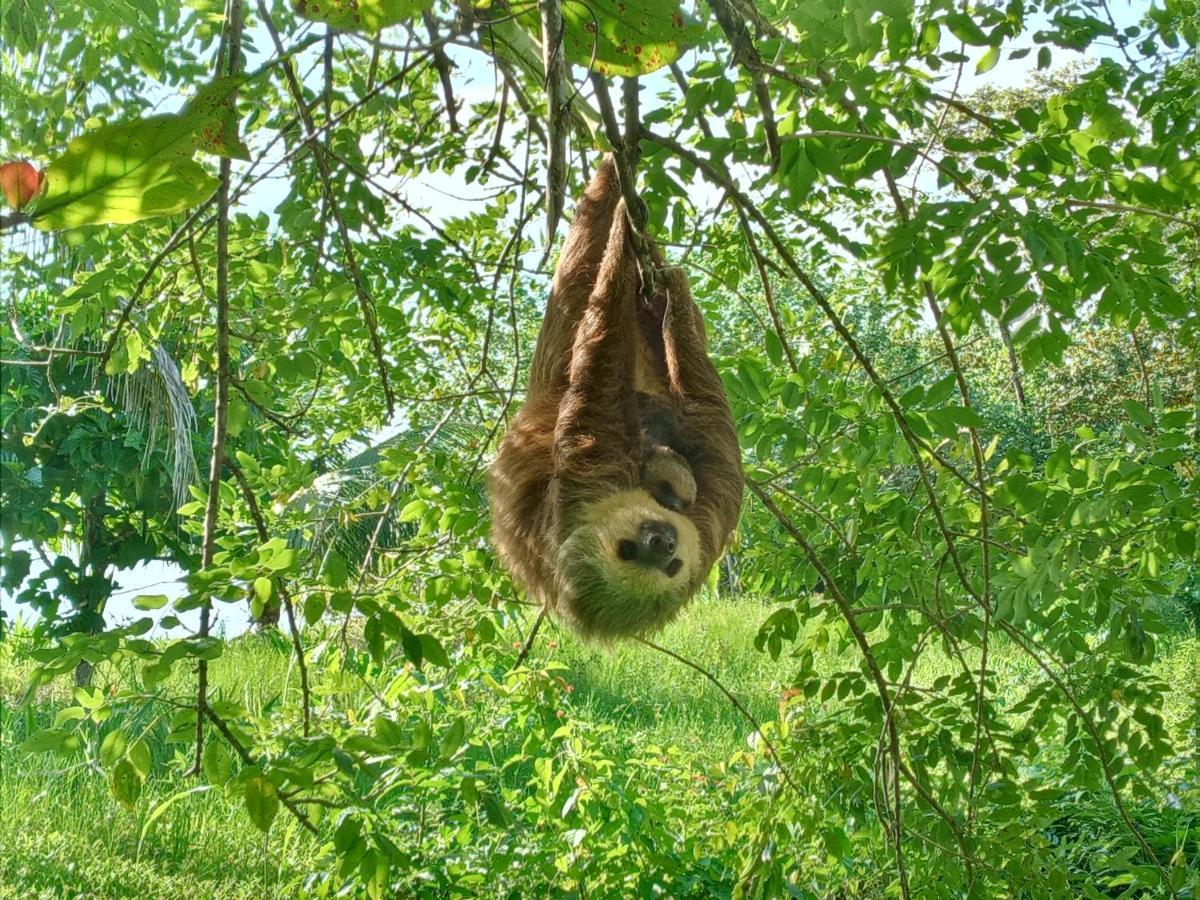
<box><xmin>1</xmin><ymin>160</ymin><xmax>44</xmax><ymax>211</ymax></box>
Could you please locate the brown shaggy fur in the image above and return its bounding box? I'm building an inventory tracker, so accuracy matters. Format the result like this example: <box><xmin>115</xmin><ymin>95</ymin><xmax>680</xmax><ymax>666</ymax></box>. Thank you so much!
<box><xmin>488</xmin><ymin>157</ymin><xmax>743</xmax><ymax>638</ymax></box>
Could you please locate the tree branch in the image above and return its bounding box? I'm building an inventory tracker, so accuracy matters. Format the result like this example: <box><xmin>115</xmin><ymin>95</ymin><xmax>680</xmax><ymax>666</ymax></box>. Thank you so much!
<box><xmin>192</xmin><ymin>0</ymin><xmax>243</xmax><ymax>778</ymax></box>
<box><xmin>258</xmin><ymin>0</ymin><xmax>396</xmax><ymax>419</ymax></box>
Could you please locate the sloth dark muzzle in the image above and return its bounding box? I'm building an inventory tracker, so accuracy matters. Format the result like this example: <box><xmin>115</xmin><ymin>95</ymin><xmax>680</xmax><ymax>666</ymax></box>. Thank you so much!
<box><xmin>637</xmin><ymin>520</ymin><xmax>677</xmax><ymax>568</ymax></box>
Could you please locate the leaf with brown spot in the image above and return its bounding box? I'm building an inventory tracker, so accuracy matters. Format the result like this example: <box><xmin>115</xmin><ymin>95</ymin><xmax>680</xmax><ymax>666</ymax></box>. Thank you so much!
<box><xmin>291</xmin><ymin>0</ymin><xmax>431</xmax><ymax>33</ymax></box>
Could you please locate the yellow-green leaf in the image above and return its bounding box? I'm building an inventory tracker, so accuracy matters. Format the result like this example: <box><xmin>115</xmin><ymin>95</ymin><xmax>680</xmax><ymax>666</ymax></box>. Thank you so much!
<box><xmin>291</xmin><ymin>0</ymin><xmax>431</xmax><ymax>33</ymax></box>
<box><xmin>33</xmin><ymin>116</ymin><xmax>216</xmax><ymax>230</ymax></box>
<box><xmin>244</xmin><ymin>772</ymin><xmax>279</xmax><ymax>833</ymax></box>
<box><xmin>201</xmin><ymin>740</ymin><xmax>234</xmax><ymax>786</ymax></box>
<box><xmin>560</xmin><ymin>0</ymin><xmax>703</xmax><ymax>75</ymax></box>
<box><xmin>31</xmin><ymin>77</ymin><xmax>245</xmax><ymax>231</ymax></box>
<box><xmin>187</xmin><ymin>76</ymin><xmax>250</xmax><ymax>161</ymax></box>
<box><xmin>100</xmin><ymin>730</ymin><xmax>128</xmax><ymax>768</ymax></box>
<box><xmin>253</xmin><ymin>577</ymin><xmax>273</xmax><ymax>604</ymax></box>
<box><xmin>976</xmin><ymin>45</ymin><xmax>1000</xmax><ymax>74</ymax></box>
<box><xmin>128</xmin><ymin>739</ymin><xmax>153</xmax><ymax>779</ymax></box>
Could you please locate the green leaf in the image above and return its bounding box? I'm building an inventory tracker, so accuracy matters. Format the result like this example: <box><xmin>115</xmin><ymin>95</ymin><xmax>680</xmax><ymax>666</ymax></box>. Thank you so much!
<box><xmin>400</xmin><ymin>626</ymin><xmax>423</xmax><ymax>668</ymax></box>
<box><xmin>441</xmin><ymin>718</ymin><xmax>467</xmax><ymax>759</ymax></box>
<box><xmin>419</xmin><ymin>634</ymin><xmax>451</xmax><ymax>668</ymax></box>
<box><xmin>201</xmin><ymin>740</ymin><xmax>235</xmax><ymax>786</ymax></box>
<box><xmin>323</xmin><ymin>551</ymin><xmax>349</xmax><ymax>588</ymax></box>
<box><xmin>252</xmin><ymin>577</ymin><xmax>273</xmax><ymax>605</ymax></box>
<box><xmin>562</xmin><ymin>0</ymin><xmax>703</xmax><ymax>75</ymax></box>
<box><xmin>33</xmin><ymin>106</ymin><xmax>222</xmax><ymax>230</ymax></box>
<box><xmin>334</xmin><ymin>816</ymin><xmax>362</xmax><ymax>854</ymax></box>
<box><xmin>132</xmin><ymin>593</ymin><xmax>169</xmax><ymax>611</ymax></box>
<box><xmin>918</xmin><ymin>20</ymin><xmax>940</xmax><ymax>54</ymax></box>
<box><xmin>499</xmin><ymin>0</ymin><xmax>702</xmax><ymax>77</ymax></box>
<box><xmin>111</xmin><ymin>759</ymin><xmax>142</xmax><ymax>810</ymax></box>
<box><xmin>303</xmin><ymin>593</ymin><xmax>327</xmax><ymax>626</ymax></box>
<box><xmin>823</xmin><ymin>827</ymin><xmax>852</xmax><ymax>859</ymax></box>
<box><xmin>265</xmin><ymin>548</ymin><xmax>297</xmax><ymax>571</ymax></box>
<box><xmin>54</xmin><ymin>706</ymin><xmax>87</xmax><ymax>728</ymax></box>
<box><xmin>100</xmin><ymin>729</ymin><xmax>128</xmax><ymax>767</ymax></box>
<box><xmin>942</xmin><ymin>405</ymin><xmax>986</xmax><ymax>428</ymax></box>
<box><xmin>74</xmin><ymin>685</ymin><xmax>105</xmax><ymax>709</ymax></box>
<box><xmin>128</xmin><ymin>739</ymin><xmax>153</xmax><ymax>779</ymax></box>
<box><xmin>945</xmin><ymin>12</ymin><xmax>989</xmax><ymax>46</ymax></box>
<box><xmin>290</xmin><ymin>0</ymin><xmax>431</xmax><ymax>33</ymax></box>
<box><xmin>398</xmin><ymin>499</ymin><xmax>427</xmax><ymax>523</ymax></box>
<box><xmin>1121</xmin><ymin>399</ymin><xmax>1153</xmax><ymax>428</ymax></box>
<box><xmin>186</xmin><ymin>76</ymin><xmax>250</xmax><ymax>160</ymax></box>
<box><xmin>244</xmin><ymin>772</ymin><xmax>279</xmax><ymax>833</ymax></box>
<box><xmin>764</xmin><ymin>329</ymin><xmax>784</xmax><ymax>366</ymax></box>
<box><xmin>976</xmin><ymin>45</ymin><xmax>1000</xmax><ymax>74</ymax></box>
<box><xmin>924</xmin><ymin>373</ymin><xmax>958</xmax><ymax>407</ymax></box>
<box><xmin>19</xmin><ymin>728</ymin><xmax>69</xmax><ymax>754</ymax></box>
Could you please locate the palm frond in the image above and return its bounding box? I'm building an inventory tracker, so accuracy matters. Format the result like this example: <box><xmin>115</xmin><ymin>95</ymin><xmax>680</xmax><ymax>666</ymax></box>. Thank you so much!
<box><xmin>115</xmin><ymin>344</ymin><xmax>199</xmax><ymax>509</ymax></box>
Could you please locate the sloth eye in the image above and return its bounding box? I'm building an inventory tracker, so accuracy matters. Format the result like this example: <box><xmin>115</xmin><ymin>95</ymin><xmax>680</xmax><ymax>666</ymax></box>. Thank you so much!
<box><xmin>665</xmin><ymin>558</ymin><xmax>684</xmax><ymax>577</ymax></box>
<box><xmin>617</xmin><ymin>540</ymin><xmax>638</xmax><ymax>561</ymax></box>
<box><xmin>658</xmin><ymin>480</ymin><xmax>673</xmax><ymax>496</ymax></box>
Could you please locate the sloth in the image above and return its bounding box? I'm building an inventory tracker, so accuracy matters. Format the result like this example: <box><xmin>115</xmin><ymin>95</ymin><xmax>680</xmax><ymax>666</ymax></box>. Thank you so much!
<box><xmin>637</xmin><ymin>391</ymin><xmax>696</xmax><ymax>514</ymax></box>
<box><xmin>488</xmin><ymin>157</ymin><xmax>743</xmax><ymax>638</ymax></box>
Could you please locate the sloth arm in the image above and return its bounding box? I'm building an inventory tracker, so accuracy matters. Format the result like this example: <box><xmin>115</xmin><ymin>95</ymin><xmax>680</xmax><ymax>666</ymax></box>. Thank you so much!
<box><xmin>660</xmin><ymin>267</ymin><xmax>745</xmax><ymax>555</ymax></box>
<box><xmin>552</xmin><ymin>201</ymin><xmax>641</xmax><ymax>501</ymax></box>
<box><xmin>528</xmin><ymin>157</ymin><xmax>622</xmax><ymax>402</ymax></box>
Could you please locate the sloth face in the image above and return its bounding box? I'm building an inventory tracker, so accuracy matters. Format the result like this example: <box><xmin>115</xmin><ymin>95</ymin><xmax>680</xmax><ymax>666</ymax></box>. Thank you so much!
<box><xmin>556</xmin><ymin>488</ymin><xmax>702</xmax><ymax>637</ymax></box>
<box><xmin>640</xmin><ymin>446</ymin><xmax>696</xmax><ymax>514</ymax></box>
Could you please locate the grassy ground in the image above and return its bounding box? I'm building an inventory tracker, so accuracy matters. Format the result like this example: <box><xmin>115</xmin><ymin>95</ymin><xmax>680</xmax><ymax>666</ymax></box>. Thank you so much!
<box><xmin>1</xmin><ymin>597</ymin><xmax>1196</xmax><ymax>897</ymax></box>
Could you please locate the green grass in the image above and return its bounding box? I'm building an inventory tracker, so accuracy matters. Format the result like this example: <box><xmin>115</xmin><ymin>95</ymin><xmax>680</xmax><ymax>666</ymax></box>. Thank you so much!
<box><xmin>0</xmin><ymin>632</ymin><xmax>320</xmax><ymax>898</ymax></box>
<box><xmin>1</xmin><ymin>598</ymin><xmax>1196</xmax><ymax>897</ymax></box>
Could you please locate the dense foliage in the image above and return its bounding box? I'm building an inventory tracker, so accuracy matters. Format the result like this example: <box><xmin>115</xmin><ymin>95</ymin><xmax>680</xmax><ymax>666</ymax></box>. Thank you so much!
<box><xmin>1</xmin><ymin>0</ymin><xmax>1197</xmax><ymax>896</ymax></box>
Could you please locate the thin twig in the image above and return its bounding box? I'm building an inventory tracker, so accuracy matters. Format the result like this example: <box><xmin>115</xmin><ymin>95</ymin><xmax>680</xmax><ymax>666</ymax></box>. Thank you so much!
<box><xmin>749</xmin><ymin>483</ymin><xmax>919</xmax><ymax>897</ymax></box>
<box><xmin>1062</xmin><ymin>199</ymin><xmax>1198</xmax><ymax>231</ymax></box>
<box><xmin>589</xmin><ymin>73</ymin><xmax>655</xmax><ymax>294</ymax></box>
<box><xmin>95</xmin><ymin>197</ymin><xmax>216</xmax><ymax>376</ymax></box>
<box><xmin>227</xmin><ymin>459</ymin><xmax>312</xmax><ymax>737</ymax></box>
<box><xmin>423</xmin><ymin>10</ymin><xmax>460</xmax><ymax>132</ymax></box>
<box><xmin>513</xmin><ymin>608</ymin><xmax>546</xmax><ymax>667</ymax></box>
<box><xmin>202</xmin><ymin>706</ymin><xmax>318</xmax><ymax>834</ymax></box>
<box><xmin>634</xmin><ymin>635</ymin><xmax>805</xmax><ymax>802</ymax></box>
<box><xmin>258</xmin><ymin>0</ymin><xmax>396</xmax><ymax>418</ymax></box>
<box><xmin>706</xmin><ymin>0</ymin><xmax>779</xmax><ymax>170</ymax></box>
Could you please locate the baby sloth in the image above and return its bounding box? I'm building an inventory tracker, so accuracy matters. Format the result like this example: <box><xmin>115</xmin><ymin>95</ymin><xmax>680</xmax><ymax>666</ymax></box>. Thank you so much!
<box><xmin>488</xmin><ymin>157</ymin><xmax>743</xmax><ymax>638</ymax></box>
<box><xmin>637</xmin><ymin>391</ymin><xmax>696</xmax><ymax>516</ymax></box>
<box><xmin>641</xmin><ymin>445</ymin><xmax>696</xmax><ymax>515</ymax></box>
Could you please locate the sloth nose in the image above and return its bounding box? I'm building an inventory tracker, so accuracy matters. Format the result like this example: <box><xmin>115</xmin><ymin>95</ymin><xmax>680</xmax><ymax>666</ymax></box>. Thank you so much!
<box><xmin>638</xmin><ymin>520</ymin><xmax>677</xmax><ymax>566</ymax></box>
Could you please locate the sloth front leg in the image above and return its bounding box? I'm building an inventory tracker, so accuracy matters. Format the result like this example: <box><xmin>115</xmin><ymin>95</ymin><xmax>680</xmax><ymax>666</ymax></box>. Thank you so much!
<box><xmin>553</xmin><ymin>202</ymin><xmax>642</xmax><ymax>492</ymax></box>
<box><xmin>660</xmin><ymin>266</ymin><xmax>744</xmax><ymax>550</ymax></box>
<box><xmin>528</xmin><ymin>157</ymin><xmax>623</xmax><ymax>400</ymax></box>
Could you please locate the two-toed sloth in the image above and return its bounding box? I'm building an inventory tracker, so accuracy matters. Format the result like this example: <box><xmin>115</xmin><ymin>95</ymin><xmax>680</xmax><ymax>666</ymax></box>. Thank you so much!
<box><xmin>488</xmin><ymin>157</ymin><xmax>743</xmax><ymax>638</ymax></box>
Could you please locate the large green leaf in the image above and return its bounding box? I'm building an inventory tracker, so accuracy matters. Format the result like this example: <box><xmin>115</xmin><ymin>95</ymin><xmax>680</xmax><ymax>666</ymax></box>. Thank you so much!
<box><xmin>188</xmin><ymin>75</ymin><xmax>251</xmax><ymax>161</ymax></box>
<box><xmin>490</xmin><ymin>0</ymin><xmax>701</xmax><ymax>77</ymax></box>
<box><xmin>561</xmin><ymin>0</ymin><xmax>703</xmax><ymax>75</ymax></box>
<box><xmin>291</xmin><ymin>0</ymin><xmax>431</xmax><ymax>33</ymax></box>
<box><xmin>244</xmin><ymin>772</ymin><xmax>279</xmax><ymax>833</ymax></box>
<box><xmin>32</xmin><ymin>78</ymin><xmax>245</xmax><ymax>231</ymax></box>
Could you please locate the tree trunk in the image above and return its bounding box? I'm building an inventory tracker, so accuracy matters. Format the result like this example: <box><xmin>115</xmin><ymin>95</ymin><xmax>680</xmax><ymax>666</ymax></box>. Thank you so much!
<box><xmin>72</xmin><ymin>490</ymin><xmax>108</xmax><ymax>687</ymax></box>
